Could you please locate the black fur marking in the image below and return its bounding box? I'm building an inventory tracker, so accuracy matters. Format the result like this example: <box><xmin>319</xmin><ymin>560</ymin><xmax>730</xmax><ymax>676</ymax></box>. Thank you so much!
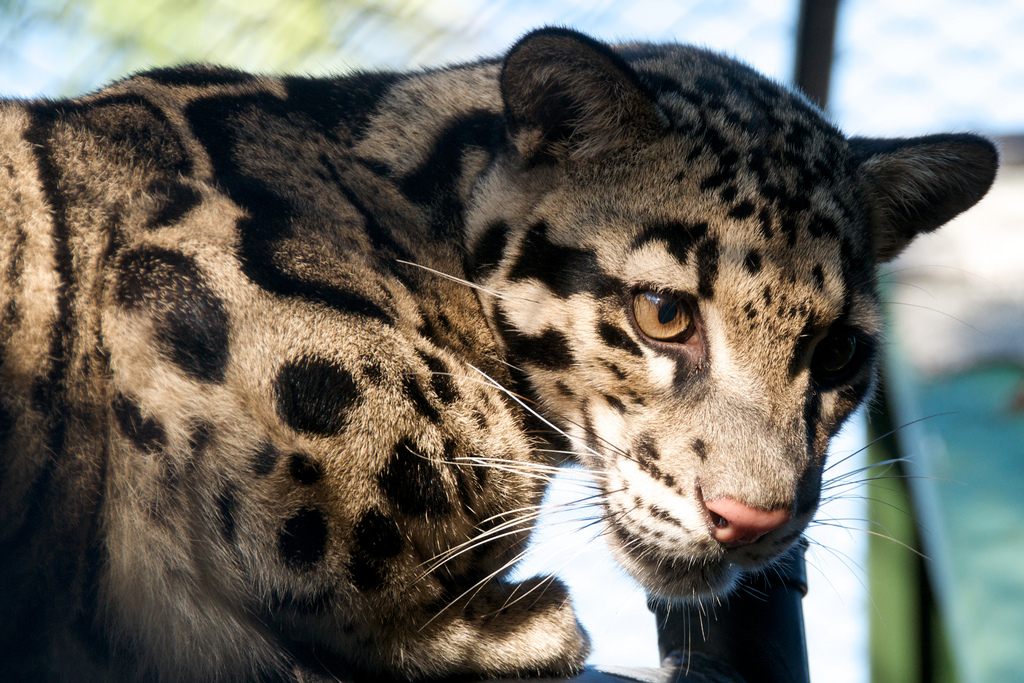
<box><xmin>275</xmin><ymin>356</ymin><xmax>358</xmax><ymax>436</ymax></box>
<box><xmin>507</xmin><ymin>221</ymin><xmax>603</xmax><ymax>299</ymax></box>
<box><xmin>604</xmin><ymin>361</ymin><xmax>628</xmax><ymax>381</ymax></box>
<box><xmin>812</xmin><ymin>265</ymin><xmax>826</xmax><ymax>291</ymax></box>
<box><xmin>379</xmin><ymin>439</ymin><xmax>450</xmax><ymax>517</ymax></box>
<box><xmin>112</xmin><ymin>393</ymin><xmax>165</xmax><ymax>453</ymax></box>
<box><xmin>116</xmin><ymin>246</ymin><xmax>230</xmax><ymax>382</ymax></box>
<box><xmin>346</xmin><ymin>552</ymin><xmax>388</xmax><ymax>593</ymax></box>
<box><xmin>288</xmin><ymin>454</ymin><xmax>324</xmax><ymax>486</ymax></box>
<box><xmin>146</xmin><ymin>180</ymin><xmax>203</xmax><ymax>228</ymax></box>
<box><xmin>252</xmin><ymin>442</ymin><xmax>281</xmax><ymax>476</ymax></box>
<box><xmin>728</xmin><ymin>200</ymin><xmax>756</xmax><ymax>220</ymax></box>
<box><xmin>803</xmin><ymin>389</ymin><xmax>823</xmax><ymax>459</ymax></box>
<box><xmin>636</xmin><ymin>434</ymin><xmax>660</xmax><ymax>462</ymax></box>
<box><xmin>496</xmin><ymin>305</ymin><xmax>575</xmax><ymax>370</ymax></box>
<box><xmin>143</xmin><ymin>64</ymin><xmax>258</xmax><ymax>87</ymax></box>
<box><xmin>631</xmin><ymin>220</ymin><xmax>709</xmax><ymax>267</ymax></box>
<box><xmin>788</xmin><ymin>315</ymin><xmax>818</xmax><ymax>381</ymax></box>
<box><xmin>743</xmin><ymin>302</ymin><xmax>757</xmax><ymax>320</ymax></box>
<box><xmin>400</xmin><ymin>110</ymin><xmax>504</xmax><ymax>238</ymax></box>
<box><xmin>402</xmin><ymin>375</ymin><xmax>441</xmax><ymax>422</ymax></box>
<box><xmin>781</xmin><ymin>216</ymin><xmax>798</xmax><ymax>247</ymax></box>
<box><xmin>22</xmin><ymin>107</ymin><xmax>75</xmax><ymax>484</ymax></box>
<box><xmin>604</xmin><ymin>394</ymin><xmax>626</xmax><ymax>413</ymax></box>
<box><xmin>757</xmin><ymin>207</ymin><xmax>774</xmax><ymax>240</ymax></box>
<box><xmin>278</xmin><ymin>507</ymin><xmax>329</xmax><ymax>570</ymax></box>
<box><xmin>417</xmin><ymin>351</ymin><xmax>459</xmax><ymax>405</ymax></box>
<box><xmin>354</xmin><ymin>509</ymin><xmax>404</xmax><ymax>559</ymax></box>
<box><xmin>743</xmin><ymin>249</ymin><xmax>762</xmax><ymax>274</ymax></box>
<box><xmin>598</xmin><ymin>321</ymin><xmax>644</xmax><ymax>358</ymax></box>
<box><xmin>216</xmin><ymin>483</ymin><xmax>237</xmax><ymax>543</ymax></box>
<box><xmin>530</xmin><ymin>328</ymin><xmax>575</xmax><ymax>369</ymax></box>
<box><xmin>469</xmin><ymin>220</ymin><xmax>509</xmax><ymax>277</ymax></box>
<box><xmin>283</xmin><ymin>72</ymin><xmax>403</xmax><ymax>138</ymax></box>
<box><xmin>183</xmin><ymin>95</ymin><xmax>393</xmax><ymax>323</ymax></box>
<box><xmin>692</xmin><ymin>438</ymin><xmax>708</xmax><ymax>461</ymax></box>
<box><xmin>695</xmin><ymin>238</ymin><xmax>720</xmax><ymax>299</ymax></box>
<box><xmin>807</xmin><ymin>213</ymin><xmax>839</xmax><ymax>239</ymax></box>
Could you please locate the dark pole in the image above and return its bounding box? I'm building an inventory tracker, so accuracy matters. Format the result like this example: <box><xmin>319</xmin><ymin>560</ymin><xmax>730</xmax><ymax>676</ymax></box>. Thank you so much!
<box><xmin>793</xmin><ymin>0</ymin><xmax>841</xmax><ymax>108</ymax></box>
<box><xmin>651</xmin><ymin>541</ymin><xmax>810</xmax><ymax>683</ymax></box>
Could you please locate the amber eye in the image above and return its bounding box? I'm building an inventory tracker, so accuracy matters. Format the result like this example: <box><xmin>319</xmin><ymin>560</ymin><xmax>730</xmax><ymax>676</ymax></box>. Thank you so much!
<box><xmin>811</xmin><ymin>330</ymin><xmax>860</xmax><ymax>382</ymax></box>
<box><xmin>632</xmin><ymin>291</ymin><xmax>695</xmax><ymax>342</ymax></box>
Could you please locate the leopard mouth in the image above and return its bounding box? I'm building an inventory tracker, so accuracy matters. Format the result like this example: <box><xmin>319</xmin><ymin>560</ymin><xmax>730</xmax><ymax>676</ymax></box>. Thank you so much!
<box><xmin>601</xmin><ymin>513</ymin><xmax>741</xmax><ymax>598</ymax></box>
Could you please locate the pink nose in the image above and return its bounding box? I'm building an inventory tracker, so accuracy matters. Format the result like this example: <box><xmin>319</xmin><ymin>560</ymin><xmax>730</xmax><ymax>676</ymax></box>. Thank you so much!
<box><xmin>704</xmin><ymin>497</ymin><xmax>792</xmax><ymax>547</ymax></box>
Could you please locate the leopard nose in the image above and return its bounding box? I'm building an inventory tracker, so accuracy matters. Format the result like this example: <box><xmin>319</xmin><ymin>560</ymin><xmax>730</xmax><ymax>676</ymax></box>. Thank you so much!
<box><xmin>704</xmin><ymin>497</ymin><xmax>792</xmax><ymax>547</ymax></box>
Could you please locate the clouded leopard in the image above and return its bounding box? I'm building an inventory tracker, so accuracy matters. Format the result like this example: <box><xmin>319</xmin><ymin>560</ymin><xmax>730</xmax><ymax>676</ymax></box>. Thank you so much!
<box><xmin>0</xmin><ymin>26</ymin><xmax>997</xmax><ymax>682</ymax></box>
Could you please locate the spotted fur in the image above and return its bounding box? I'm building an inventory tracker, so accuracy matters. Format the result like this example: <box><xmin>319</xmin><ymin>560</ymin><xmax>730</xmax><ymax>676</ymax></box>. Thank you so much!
<box><xmin>0</xmin><ymin>28</ymin><xmax>997</xmax><ymax>682</ymax></box>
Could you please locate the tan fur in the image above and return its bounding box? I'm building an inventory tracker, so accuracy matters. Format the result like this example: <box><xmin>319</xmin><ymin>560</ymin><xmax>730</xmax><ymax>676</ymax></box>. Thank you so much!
<box><xmin>0</xmin><ymin>28</ymin><xmax>997</xmax><ymax>682</ymax></box>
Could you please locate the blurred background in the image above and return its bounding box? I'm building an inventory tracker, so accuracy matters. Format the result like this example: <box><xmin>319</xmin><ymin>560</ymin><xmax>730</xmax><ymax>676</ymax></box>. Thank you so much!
<box><xmin>2</xmin><ymin>1</ymin><xmax>1022</xmax><ymax>681</ymax></box>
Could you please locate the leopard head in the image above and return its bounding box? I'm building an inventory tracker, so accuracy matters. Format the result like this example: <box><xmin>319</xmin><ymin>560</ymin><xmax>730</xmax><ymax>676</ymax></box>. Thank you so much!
<box><xmin>465</xmin><ymin>28</ymin><xmax>997</xmax><ymax>597</ymax></box>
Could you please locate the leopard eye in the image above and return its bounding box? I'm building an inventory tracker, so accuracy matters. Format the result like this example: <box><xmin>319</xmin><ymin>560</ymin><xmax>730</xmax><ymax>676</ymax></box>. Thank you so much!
<box><xmin>811</xmin><ymin>329</ymin><xmax>860</xmax><ymax>382</ymax></box>
<box><xmin>632</xmin><ymin>291</ymin><xmax>695</xmax><ymax>342</ymax></box>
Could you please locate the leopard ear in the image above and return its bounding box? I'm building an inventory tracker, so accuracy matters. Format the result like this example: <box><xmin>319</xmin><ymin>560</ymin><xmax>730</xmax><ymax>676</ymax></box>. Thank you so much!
<box><xmin>851</xmin><ymin>134</ymin><xmax>998</xmax><ymax>261</ymax></box>
<box><xmin>501</xmin><ymin>27</ymin><xmax>665</xmax><ymax>164</ymax></box>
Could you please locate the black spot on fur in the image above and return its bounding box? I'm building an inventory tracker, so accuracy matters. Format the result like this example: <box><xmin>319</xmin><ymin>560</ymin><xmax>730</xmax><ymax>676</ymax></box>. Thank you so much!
<box><xmin>604</xmin><ymin>394</ymin><xmax>626</xmax><ymax>413</ymax></box>
<box><xmin>692</xmin><ymin>438</ymin><xmax>708</xmax><ymax>461</ymax></box>
<box><xmin>417</xmin><ymin>351</ymin><xmax>459</xmax><ymax>405</ymax></box>
<box><xmin>146</xmin><ymin>180</ymin><xmax>203</xmax><ymax>229</ymax></box>
<box><xmin>636</xmin><ymin>435</ymin><xmax>660</xmax><ymax>463</ymax></box>
<box><xmin>507</xmin><ymin>221</ymin><xmax>603</xmax><ymax>299</ymax></box>
<box><xmin>112</xmin><ymin>393</ymin><xmax>165</xmax><ymax>453</ymax></box>
<box><xmin>346</xmin><ymin>553</ymin><xmax>387</xmax><ymax>593</ymax></box>
<box><xmin>781</xmin><ymin>216</ymin><xmax>798</xmax><ymax>247</ymax></box>
<box><xmin>808</xmin><ymin>214</ymin><xmax>839</xmax><ymax>239</ymax></box>
<box><xmin>728</xmin><ymin>200</ymin><xmax>756</xmax><ymax>220</ymax></box>
<box><xmin>252</xmin><ymin>442</ymin><xmax>281</xmax><ymax>476</ymax></box>
<box><xmin>496</xmin><ymin>308</ymin><xmax>575</xmax><ymax>371</ymax></box>
<box><xmin>469</xmin><ymin>220</ymin><xmax>509</xmax><ymax>277</ymax></box>
<box><xmin>598</xmin><ymin>321</ymin><xmax>643</xmax><ymax>358</ymax></box>
<box><xmin>803</xmin><ymin>389</ymin><xmax>823</xmax><ymax>459</ymax></box>
<box><xmin>604</xmin><ymin>361</ymin><xmax>628</xmax><ymax>381</ymax></box>
<box><xmin>183</xmin><ymin>94</ymin><xmax>394</xmax><ymax>323</ymax></box>
<box><xmin>788</xmin><ymin>316</ymin><xmax>818</xmax><ymax>381</ymax></box>
<box><xmin>279</xmin><ymin>507</ymin><xmax>329</xmax><ymax>570</ymax></box>
<box><xmin>288</xmin><ymin>454</ymin><xmax>324</xmax><ymax>485</ymax></box>
<box><xmin>744</xmin><ymin>250</ymin><xmax>762</xmax><ymax>274</ymax></box>
<box><xmin>402</xmin><ymin>375</ymin><xmax>440</xmax><ymax>422</ymax></box>
<box><xmin>116</xmin><ymin>247</ymin><xmax>230</xmax><ymax>382</ymax></box>
<box><xmin>744</xmin><ymin>302</ymin><xmax>757</xmax><ymax>319</ymax></box>
<box><xmin>216</xmin><ymin>483</ymin><xmax>237</xmax><ymax>543</ymax></box>
<box><xmin>757</xmin><ymin>207</ymin><xmax>774</xmax><ymax>240</ymax></box>
<box><xmin>275</xmin><ymin>356</ymin><xmax>358</xmax><ymax>435</ymax></box>
<box><xmin>530</xmin><ymin>328</ymin><xmax>575</xmax><ymax>369</ymax></box>
<box><xmin>695</xmin><ymin>238</ymin><xmax>720</xmax><ymax>299</ymax></box>
<box><xmin>631</xmin><ymin>220</ymin><xmax>708</xmax><ymax>267</ymax></box>
<box><xmin>379</xmin><ymin>439</ymin><xmax>450</xmax><ymax>517</ymax></box>
<box><xmin>354</xmin><ymin>508</ymin><xmax>404</xmax><ymax>559</ymax></box>
<box><xmin>400</xmin><ymin>110</ymin><xmax>504</xmax><ymax>238</ymax></box>
<box><xmin>283</xmin><ymin>71</ymin><xmax>403</xmax><ymax>138</ymax></box>
<box><xmin>812</xmin><ymin>265</ymin><xmax>826</xmax><ymax>291</ymax></box>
